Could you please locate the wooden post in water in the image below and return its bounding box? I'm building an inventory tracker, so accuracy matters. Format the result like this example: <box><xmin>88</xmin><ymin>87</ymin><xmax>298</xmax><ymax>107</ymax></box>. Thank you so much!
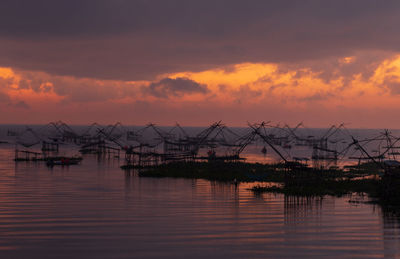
<box><xmin>138</xmin><ymin>145</ymin><xmax>142</xmax><ymax>168</ymax></box>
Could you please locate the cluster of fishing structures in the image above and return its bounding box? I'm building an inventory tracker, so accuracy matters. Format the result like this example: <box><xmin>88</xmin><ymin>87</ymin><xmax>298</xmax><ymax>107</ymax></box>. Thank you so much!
<box><xmin>4</xmin><ymin>121</ymin><xmax>400</xmax><ymax>168</ymax></box>
<box><xmin>3</xmin><ymin>120</ymin><xmax>400</xmax><ymax>206</ymax></box>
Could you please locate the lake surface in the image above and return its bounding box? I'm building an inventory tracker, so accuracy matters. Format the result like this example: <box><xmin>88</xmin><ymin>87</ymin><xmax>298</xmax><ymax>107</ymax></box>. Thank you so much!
<box><xmin>0</xmin><ymin>147</ymin><xmax>400</xmax><ymax>258</ymax></box>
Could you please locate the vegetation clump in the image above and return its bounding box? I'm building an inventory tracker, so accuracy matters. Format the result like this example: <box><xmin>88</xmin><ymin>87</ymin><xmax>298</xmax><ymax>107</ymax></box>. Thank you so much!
<box><xmin>137</xmin><ymin>161</ymin><xmax>285</xmax><ymax>182</ymax></box>
<box><xmin>135</xmin><ymin>161</ymin><xmax>400</xmax><ymax>207</ymax></box>
<box><xmin>251</xmin><ymin>178</ymin><xmax>380</xmax><ymax>197</ymax></box>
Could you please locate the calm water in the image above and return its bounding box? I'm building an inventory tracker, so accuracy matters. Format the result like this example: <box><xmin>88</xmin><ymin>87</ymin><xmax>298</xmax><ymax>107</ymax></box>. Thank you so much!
<box><xmin>0</xmin><ymin>147</ymin><xmax>400</xmax><ymax>258</ymax></box>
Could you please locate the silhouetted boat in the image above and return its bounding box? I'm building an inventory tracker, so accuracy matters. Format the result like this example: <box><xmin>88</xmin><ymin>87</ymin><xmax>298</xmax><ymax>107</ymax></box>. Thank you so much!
<box><xmin>46</xmin><ymin>157</ymin><xmax>82</xmax><ymax>166</ymax></box>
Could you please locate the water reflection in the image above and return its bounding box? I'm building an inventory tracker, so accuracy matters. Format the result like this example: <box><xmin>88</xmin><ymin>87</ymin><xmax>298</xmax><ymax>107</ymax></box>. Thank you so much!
<box><xmin>0</xmin><ymin>148</ymin><xmax>400</xmax><ymax>258</ymax></box>
<box><xmin>380</xmin><ymin>209</ymin><xmax>400</xmax><ymax>258</ymax></box>
<box><xmin>284</xmin><ymin>196</ymin><xmax>323</xmax><ymax>227</ymax></box>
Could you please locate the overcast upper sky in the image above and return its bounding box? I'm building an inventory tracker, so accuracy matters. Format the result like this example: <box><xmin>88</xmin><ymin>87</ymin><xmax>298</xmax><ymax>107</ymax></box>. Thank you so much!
<box><xmin>0</xmin><ymin>0</ymin><xmax>399</xmax><ymax>80</ymax></box>
<box><xmin>1</xmin><ymin>0</ymin><xmax>400</xmax><ymax>127</ymax></box>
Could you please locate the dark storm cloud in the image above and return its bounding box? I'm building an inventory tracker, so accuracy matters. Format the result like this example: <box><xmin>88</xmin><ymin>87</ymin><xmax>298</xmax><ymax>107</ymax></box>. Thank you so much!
<box><xmin>0</xmin><ymin>0</ymin><xmax>399</xmax><ymax>80</ymax></box>
<box><xmin>145</xmin><ymin>77</ymin><xmax>208</xmax><ymax>98</ymax></box>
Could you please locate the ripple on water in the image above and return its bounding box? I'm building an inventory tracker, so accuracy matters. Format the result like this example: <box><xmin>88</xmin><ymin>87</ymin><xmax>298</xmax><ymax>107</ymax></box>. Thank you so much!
<box><xmin>0</xmin><ymin>147</ymin><xmax>398</xmax><ymax>258</ymax></box>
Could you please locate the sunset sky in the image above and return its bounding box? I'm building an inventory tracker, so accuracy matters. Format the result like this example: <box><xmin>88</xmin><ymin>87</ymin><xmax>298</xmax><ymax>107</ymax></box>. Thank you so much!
<box><xmin>1</xmin><ymin>0</ymin><xmax>400</xmax><ymax>127</ymax></box>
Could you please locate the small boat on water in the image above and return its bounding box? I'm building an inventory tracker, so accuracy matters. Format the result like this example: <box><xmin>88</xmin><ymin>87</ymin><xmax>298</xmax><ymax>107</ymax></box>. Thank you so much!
<box><xmin>46</xmin><ymin>157</ymin><xmax>82</xmax><ymax>166</ymax></box>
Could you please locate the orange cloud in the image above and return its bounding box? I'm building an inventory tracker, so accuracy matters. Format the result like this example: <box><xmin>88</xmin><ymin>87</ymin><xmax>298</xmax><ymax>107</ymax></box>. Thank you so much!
<box><xmin>3</xmin><ymin>54</ymin><xmax>400</xmax><ymax>127</ymax></box>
